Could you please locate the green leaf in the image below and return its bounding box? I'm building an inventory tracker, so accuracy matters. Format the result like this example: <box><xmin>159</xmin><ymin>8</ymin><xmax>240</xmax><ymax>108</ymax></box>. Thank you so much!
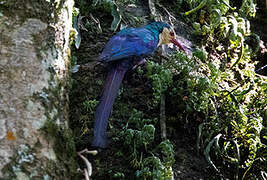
<box><xmin>110</xmin><ymin>3</ymin><xmax>121</xmax><ymax>31</ymax></box>
<box><xmin>204</xmin><ymin>134</ymin><xmax>222</xmax><ymax>172</ymax></box>
<box><xmin>141</xmin><ymin>125</ymin><xmax>155</xmax><ymax>145</ymax></box>
<box><xmin>73</xmin><ymin>14</ymin><xmax>81</xmax><ymax>49</ymax></box>
<box><xmin>185</xmin><ymin>0</ymin><xmax>208</xmax><ymax>15</ymax></box>
<box><xmin>192</xmin><ymin>22</ymin><xmax>201</xmax><ymax>35</ymax></box>
<box><xmin>193</xmin><ymin>49</ymin><xmax>207</xmax><ymax>62</ymax></box>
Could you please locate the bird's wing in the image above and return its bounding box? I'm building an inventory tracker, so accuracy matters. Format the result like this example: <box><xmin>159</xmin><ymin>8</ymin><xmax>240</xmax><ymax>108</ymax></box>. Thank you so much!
<box><xmin>100</xmin><ymin>28</ymin><xmax>158</xmax><ymax>62</ymax></box>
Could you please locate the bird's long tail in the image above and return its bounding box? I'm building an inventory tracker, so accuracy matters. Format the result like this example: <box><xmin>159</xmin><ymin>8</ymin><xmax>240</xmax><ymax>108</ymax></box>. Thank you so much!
<box><xmin>92</xmin><ymin>62</ymin><xmax>128</xmax><ymax>148</ymax></box>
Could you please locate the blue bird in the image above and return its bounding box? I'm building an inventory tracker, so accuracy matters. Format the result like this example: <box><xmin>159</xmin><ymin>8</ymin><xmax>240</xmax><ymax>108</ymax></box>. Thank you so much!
<box><xmin>92</xmin><ymin>22</ymin><xmax>185</xmax><ymax>148</ymax></box>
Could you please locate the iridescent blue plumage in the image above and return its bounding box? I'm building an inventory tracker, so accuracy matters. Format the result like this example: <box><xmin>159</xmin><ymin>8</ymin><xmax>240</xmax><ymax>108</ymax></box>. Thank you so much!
<box><xmin>100</xmin><ymin>22</ymin><xmax>171</xmax><ymax>63</ymax></box>
<box><xmin>92</xmin><ymin>22</ymin><xmax>177</xmax><ymax>149</ymax></box>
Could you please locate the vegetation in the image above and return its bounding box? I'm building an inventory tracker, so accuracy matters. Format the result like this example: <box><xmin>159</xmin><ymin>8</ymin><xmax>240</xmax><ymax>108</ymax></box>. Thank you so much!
<box><xmin>180</xmin><ymin>1</ymin><xmax>266</xmax><ymax>179</ymax></box>
<box><xmin>70</xmin><ymin>0</ymin><xmax>266</xmax><ymax>179</ymax></box>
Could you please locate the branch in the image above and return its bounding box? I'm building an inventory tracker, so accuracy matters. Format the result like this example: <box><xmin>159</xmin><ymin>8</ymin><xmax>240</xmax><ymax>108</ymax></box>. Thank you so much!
<box><xmin>160</xmin><ymin>94</ymin><xmax>166</xmax><ymax>139</ymax></box>
<box><xmin>77</xmin><ymin>149</ymin><xmax>98</xmax><ymax>180</ymax></box>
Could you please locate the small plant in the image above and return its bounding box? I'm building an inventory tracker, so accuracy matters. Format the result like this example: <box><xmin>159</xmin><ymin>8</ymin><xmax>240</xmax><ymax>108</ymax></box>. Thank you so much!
<box><xmin>180</xmin><ymin>0</ymin><xmax>266</xmax><ymax>178</ymax></box>
<box><xmin>71</xmin><ymin>0</ymin><xmax>266</xmax><ymax>179</ymax></box>
<box><xmin>119</xmin><ymin>109</ymin><xmax>175</xmax><ymax>179</ymax></box>
<box><xmin>83</xmin><ymin>99</ymin><xmax>98</xmax><ymax>114</ymax></box>
<box><xmin>79</xmin><ymin>99</ymin><xmax>98</xmax><ymax>135</ymax></box>
<box><xmin>146</xmin><ymin>61</ymin><xmax>173</xmax><ymax>106</ymax></box>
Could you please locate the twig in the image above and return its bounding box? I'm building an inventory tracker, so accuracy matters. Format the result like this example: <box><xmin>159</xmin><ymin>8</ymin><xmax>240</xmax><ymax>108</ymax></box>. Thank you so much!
<box><xmin>156</xmin><ymin>2</ymin><xmax>176</xmax><ymax>26</ymax></box>
<box><xmin>160</xmin><ymin>94</ymin><xmax>166</xmax><ymax>139</ymax></box>
<box><xmin>77</xmin><ymin>149</ymin><xmax>98</xmax><ymax>180</ymax></box>
<box><xmin>84</xmin><ymin>168</ymin><xmax>90</xmax><ymax>180</ymax></box>
<box><xmin>149</xmin><ymin>0</ymin><xmax>167</xmax><ymax>141</ymax></box>
<box><xmin>255</xmin><ymin>64</ymin><xmax>267</xmax><ymax>73</ymax></box>
<box><xmin>78</xmin><ymin>15</ymin><xmax>88</xmax><ymax>32</ymax></box>
<box><xmin>159</xmin><ymin>46</ymin><xmax>168</xmax><ymax>140</ymax></box>
<box><xmin>78</xmin><ymin>152</ymin><xmax>92</xmax><ymax>179</ymax></box>
<box><xmin>90</xmin><ymin>13</ymin><xmax>102</xmax><ymax>33</ymax></box>
<box><xmin>78</xmin><ymin>148</ymin><xmax>98</xmax><ymax>156</ymax></box>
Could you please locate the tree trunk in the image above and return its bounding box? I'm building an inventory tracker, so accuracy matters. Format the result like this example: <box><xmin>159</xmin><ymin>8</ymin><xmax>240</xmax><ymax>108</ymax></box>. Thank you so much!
<box><xmin>0</xmin><ymin>0</ymin><xmax>78</xmax><ymax>178</ymax></box>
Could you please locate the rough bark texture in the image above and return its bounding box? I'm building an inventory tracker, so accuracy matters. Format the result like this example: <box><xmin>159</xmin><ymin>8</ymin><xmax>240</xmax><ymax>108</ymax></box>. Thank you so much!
<box><xmin>0</xmin><ymin>0</ymin><xmax>77</xmax><ymax>178</ymax></box>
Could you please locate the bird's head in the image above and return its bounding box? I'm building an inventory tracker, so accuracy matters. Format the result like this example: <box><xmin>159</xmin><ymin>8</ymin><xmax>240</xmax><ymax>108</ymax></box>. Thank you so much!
<box><xmin>151</xmin><ymin>22</ymin><xmax>186</xmax><ymax>52</ymax></box>
<box><xmin>158</xmin><ymin>26</ymin><xmax>186</xmax><ymax>52</ymax></box>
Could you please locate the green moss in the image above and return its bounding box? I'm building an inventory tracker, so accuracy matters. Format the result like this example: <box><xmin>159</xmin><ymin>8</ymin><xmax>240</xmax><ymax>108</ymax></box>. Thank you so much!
<box><xmin>32</xmin><ymin>74</ymin><xmax>79</xmax><ymax>178</ymax></box>
<box><xmin>30</xmin><ymin>69</ymin><xmax>77</xmax><ymax>178</ymax></box>
<box><xmin>2</xmin><ymin>69</ymin><xmax>78</xmax><ymax>179</ymax></box>
<box><xmin>36</xmin><ymin>54</ymin><xmax>78</xmax><ymax>178</ymax></box>
<box><xmin>41</xmin><ymin>120</ymin><xmax>81</xmax><ymax>179</ymax></box>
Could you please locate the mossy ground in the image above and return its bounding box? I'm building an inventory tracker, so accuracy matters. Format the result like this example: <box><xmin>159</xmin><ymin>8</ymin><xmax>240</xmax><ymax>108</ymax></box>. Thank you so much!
<box><xmin>69</xmin><ymin>2</ymin><xmax>214</xmax><ymax>179</ymax></box>
<box><xmin>70</xmin><ymin>0</ymin><xmax>266</xmax><ymax>179</ymax></box>
<box><xmin>70</xmin><ymin>41</ymin><xmax>212</xmax><ymax>179</ymax></box>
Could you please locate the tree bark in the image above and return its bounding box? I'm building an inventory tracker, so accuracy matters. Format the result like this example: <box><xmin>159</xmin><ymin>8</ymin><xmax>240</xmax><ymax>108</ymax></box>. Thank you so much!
<box><xmin>0</xmin><ymin>0</ymin><xmax>77</xmax><ymax>178</ymax></box>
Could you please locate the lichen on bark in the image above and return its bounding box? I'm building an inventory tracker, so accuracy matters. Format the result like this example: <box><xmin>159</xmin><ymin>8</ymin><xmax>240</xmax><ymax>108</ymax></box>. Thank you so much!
<box><xmin>0</xmin><ymin>0</ymin><xmax>79</xmax><ymax>178</ymax></box>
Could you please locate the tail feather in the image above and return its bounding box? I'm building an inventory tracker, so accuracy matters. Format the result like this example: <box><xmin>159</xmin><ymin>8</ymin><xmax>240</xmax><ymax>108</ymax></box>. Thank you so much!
<box><xmin>92</xmin><ymin>63</ymin><xmax>128</xmax><ymax>148</ymax></box>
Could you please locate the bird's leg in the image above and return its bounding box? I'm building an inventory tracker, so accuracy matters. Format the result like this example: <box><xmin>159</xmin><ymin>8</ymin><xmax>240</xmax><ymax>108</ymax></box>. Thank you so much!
<box><xmin>132</xmin><ymin>58</ymin><xmax>147</xmax><ymax>70</ymax></box>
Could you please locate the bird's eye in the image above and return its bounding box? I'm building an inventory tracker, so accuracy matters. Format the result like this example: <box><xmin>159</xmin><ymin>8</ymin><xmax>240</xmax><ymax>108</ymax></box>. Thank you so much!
<box><xmin>170</xmin><ymin>32</ymin><xmax>174</xmax><ymax>36</ymax></box>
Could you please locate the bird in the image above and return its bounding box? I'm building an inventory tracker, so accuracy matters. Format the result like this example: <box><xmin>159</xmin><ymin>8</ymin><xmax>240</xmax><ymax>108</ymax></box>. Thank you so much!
<box><xmin>92</xmin><ymin>22</ymin><xmax>186</xmax><ymax>149</ymax></box>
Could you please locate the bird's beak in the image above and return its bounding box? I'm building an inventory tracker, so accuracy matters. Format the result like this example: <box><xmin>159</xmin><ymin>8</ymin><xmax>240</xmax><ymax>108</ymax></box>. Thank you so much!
<box><xmin>171</xmin><ymin>38</ymin><xmax>186</xmax><ymax>53</ymax></box>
